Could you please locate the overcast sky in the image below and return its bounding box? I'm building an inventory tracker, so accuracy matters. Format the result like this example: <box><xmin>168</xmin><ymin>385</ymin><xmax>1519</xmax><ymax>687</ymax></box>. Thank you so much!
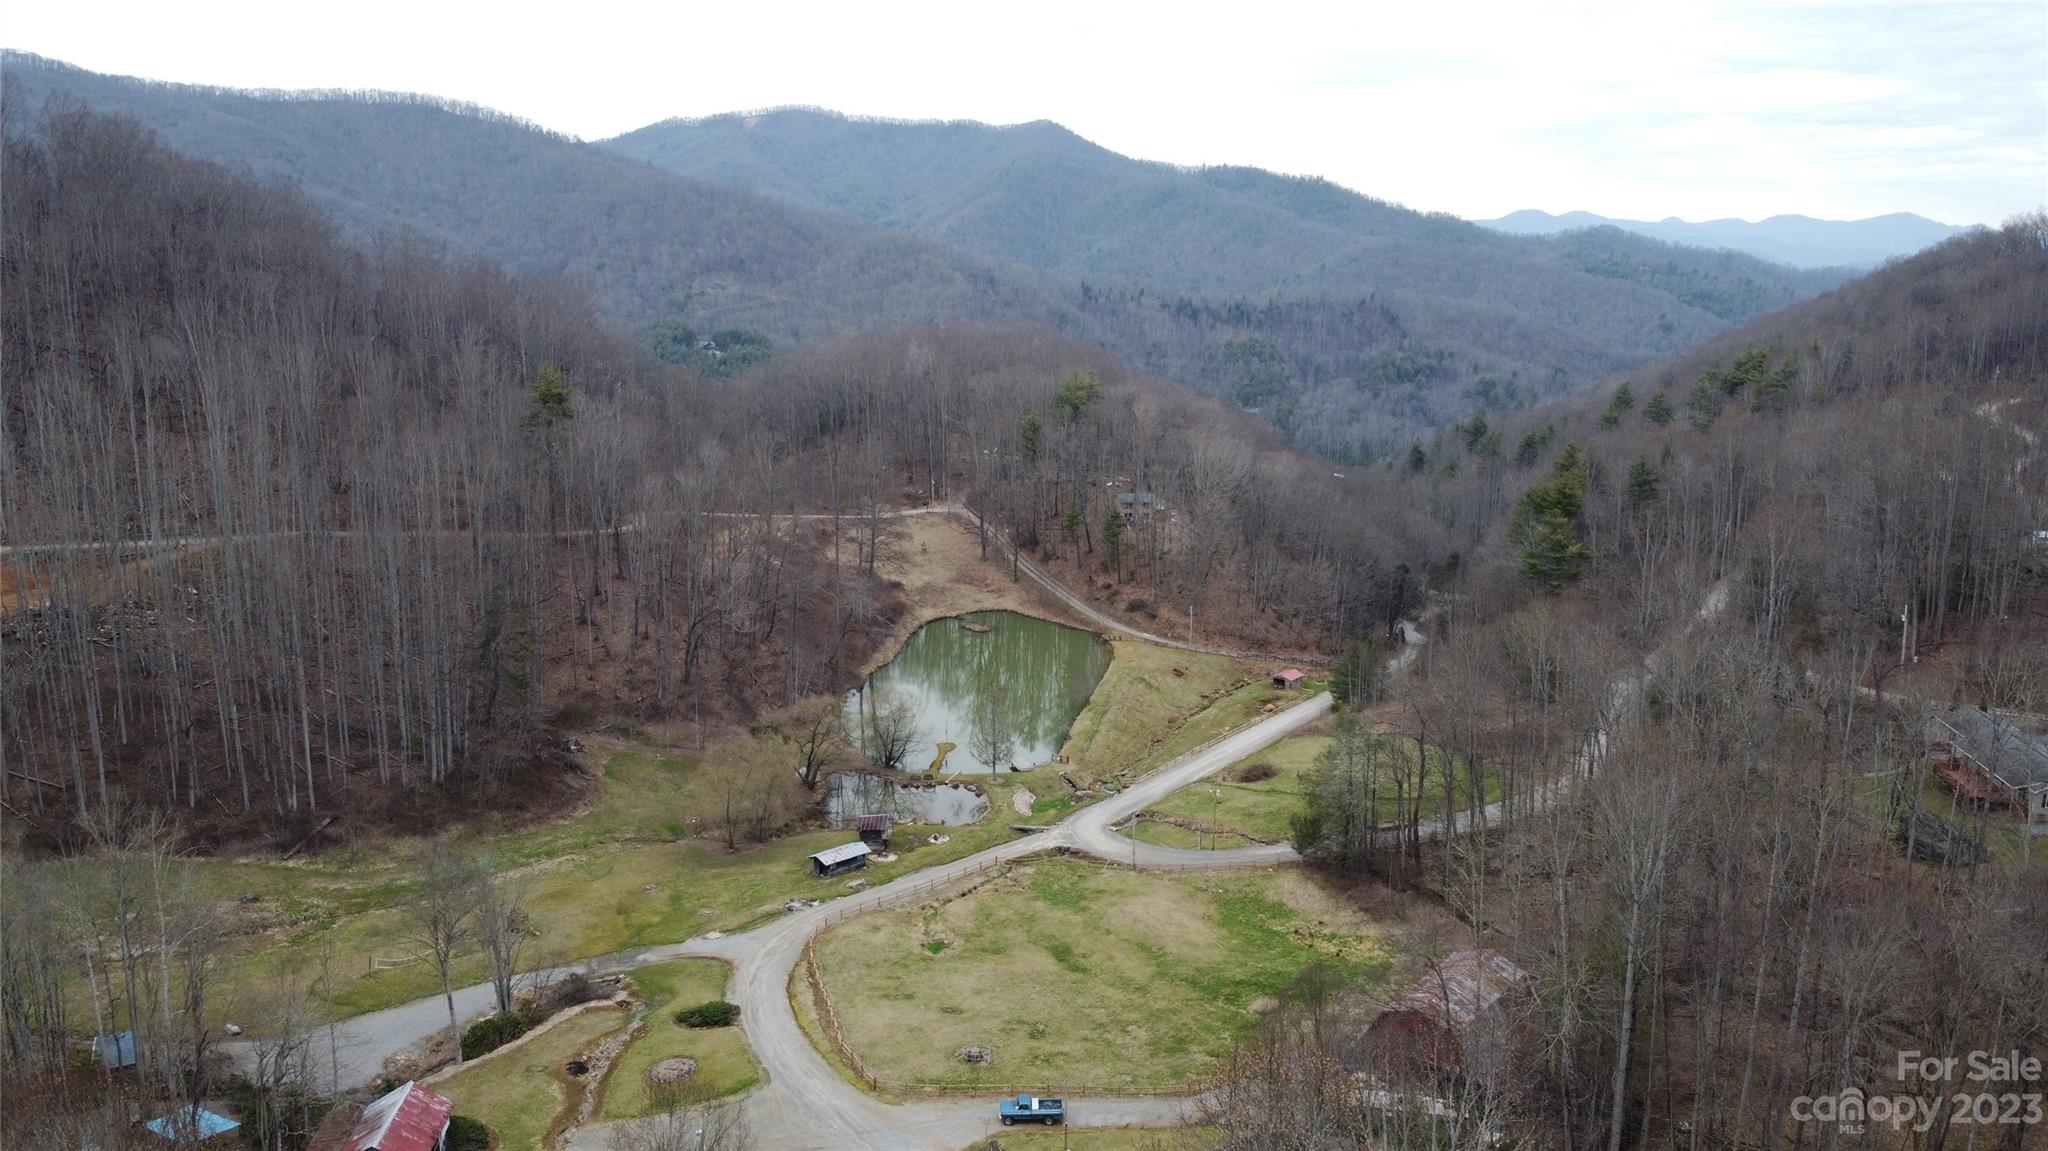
<box><xmin>8</xmin><ymin>1</ymin><xmax>2044</xmax><ymax>225</ymax></box>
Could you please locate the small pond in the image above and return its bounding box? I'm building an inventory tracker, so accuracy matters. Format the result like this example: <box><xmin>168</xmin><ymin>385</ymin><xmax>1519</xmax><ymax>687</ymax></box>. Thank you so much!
<box><xmin>843</xmin><ymin>610</ymin><xmax>1111</xmax><ymax>774</ymax></box>
<box><xmin>826</xmin><ymin>773</ymin><xmax>990</xmax><ymax>826</ymax></box>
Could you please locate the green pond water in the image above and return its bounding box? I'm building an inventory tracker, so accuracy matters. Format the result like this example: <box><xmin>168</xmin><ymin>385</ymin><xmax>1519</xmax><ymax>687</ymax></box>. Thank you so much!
<box><xmin>844</xmin><ymin>610</ymin><xmax>1111</xmax><ymax>774</ymax></box>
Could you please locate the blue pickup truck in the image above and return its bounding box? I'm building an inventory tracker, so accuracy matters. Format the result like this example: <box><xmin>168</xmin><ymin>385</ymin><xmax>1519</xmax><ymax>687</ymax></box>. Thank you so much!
<box><xmin>999</xmin><ymin>1094</ymin><xmax>1064</xmax><ymax>1125</ymax></box>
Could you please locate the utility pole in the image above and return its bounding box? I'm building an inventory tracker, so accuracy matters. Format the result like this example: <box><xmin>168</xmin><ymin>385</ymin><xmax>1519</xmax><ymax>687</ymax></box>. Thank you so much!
<box><xmin>1211</xmin><ymin>783</ymin><xmax>1221</xmax><ymax>850</ymax></box>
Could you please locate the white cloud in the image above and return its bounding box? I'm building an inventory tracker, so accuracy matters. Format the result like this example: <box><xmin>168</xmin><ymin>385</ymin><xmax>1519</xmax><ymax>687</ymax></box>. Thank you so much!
<box><xmin>6</xmin><ymin>0</ymin><xmax>2042</xmax><ymax>224</ymax></box>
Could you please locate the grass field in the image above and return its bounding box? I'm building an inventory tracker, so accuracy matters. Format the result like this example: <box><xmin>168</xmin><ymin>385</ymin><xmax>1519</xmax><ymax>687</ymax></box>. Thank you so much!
<box><xmin>813</xmin><ymin>860</ymin><xmax>1394</xmax><ymax>1090</ymax></box>
<box><xmin>434</xmin><ymin>1003</ymin><xmax>630</xmax><ymax>1151</ymax></box>
<box><xmin>600</xmin><ymin>960</ymin><xmax>760</xmax><ymax>1120</ymax></box>
<box><xmin>1061</xmin><ymin>644</ymin><xmax>1280</xmax><ymax>787</ymax></box>
<box><xmin>1130</xmin><ymin>730</ymin><xmax>1499</xmax><ymax>851</ymax></box>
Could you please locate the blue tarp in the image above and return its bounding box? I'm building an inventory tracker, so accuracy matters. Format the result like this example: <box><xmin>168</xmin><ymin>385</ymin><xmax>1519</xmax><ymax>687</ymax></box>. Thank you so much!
<box><xmin>145</xmin><ymin>1106</ymin><xmax>240</xmax><ymax>1140</ymax></box>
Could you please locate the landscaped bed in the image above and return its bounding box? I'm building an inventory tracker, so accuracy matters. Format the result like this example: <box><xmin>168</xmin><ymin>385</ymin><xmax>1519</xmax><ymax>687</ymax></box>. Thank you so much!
<box><xmin>434</xmin><ymin>1003</ymin><xmax>631</xmax><ymax>1151</ymax></box>
<box><xmin>600</xmin><ymin>959</ymin><xmax>760</xmax><ymax>1121</ymax></box>
<box><xmin>810</xmin><ymin>859</ymin><xmax>1395</xmax><ymax>1091</ymax></box>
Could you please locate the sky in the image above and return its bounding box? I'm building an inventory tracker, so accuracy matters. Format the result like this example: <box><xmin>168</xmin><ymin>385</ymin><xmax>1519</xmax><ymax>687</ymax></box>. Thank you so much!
<box><xmin>7</xmin><ymin>1</ymin><xmax>2044</xmax><ymax>225</ymax></box>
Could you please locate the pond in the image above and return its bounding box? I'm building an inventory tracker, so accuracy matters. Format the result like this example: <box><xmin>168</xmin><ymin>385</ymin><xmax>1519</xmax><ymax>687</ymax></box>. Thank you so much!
<box><xmin>825</xmin><ymin>773</ymin><xmax>990</xmax><ymax>826</ymax></box>
<box><xmin>844</xmin><ymin>610</ymin><xmax>1111</xmax><ymax>774</ymax></box>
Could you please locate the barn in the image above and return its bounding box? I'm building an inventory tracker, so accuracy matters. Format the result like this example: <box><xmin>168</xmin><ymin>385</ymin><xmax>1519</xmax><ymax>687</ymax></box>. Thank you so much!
<box><xmin>1365</xmin><ymin>950</ymin><xmax>1531</xmax><ymax>1080</ymax></box>
<box><xmin>1272</xmin><ymin>668</ymin><xmax>1306</xmax><ymax>690</ymax></box>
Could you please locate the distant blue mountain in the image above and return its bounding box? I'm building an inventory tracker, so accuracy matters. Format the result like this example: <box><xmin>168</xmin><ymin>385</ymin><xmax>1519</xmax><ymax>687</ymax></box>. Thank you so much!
<box><xmin>1477</xmin><ymin>209</ymin><xmax>1974</xmax><ymax>269</ymax></box>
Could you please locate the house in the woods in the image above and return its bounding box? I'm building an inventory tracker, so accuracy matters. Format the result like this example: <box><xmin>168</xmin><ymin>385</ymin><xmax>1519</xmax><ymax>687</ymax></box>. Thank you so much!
<box><xmin>1116</xmin><ymin>490</ymin><xmax>1163</xmax><ymax>525</ymax></box>
<box><xmin>853</xmin><ymin>814</ymin><xmax>893</xmax><ymax>846</ymax></box>
<box><xmin>1272</xmin><ymin>668</ymin><xmax>1306</xmax><ymax>690</ymax></box>
<box><xmin>146</xmin><ymin>1106</ymin><xmax>241</xmax><ymax>1143</ymax></box>
<box><xmin>308</xmin><ymin>1080</ymin><xmax>455</xmax><ymax>1151</ymax></box>
<box><xmin>1365</xmin><ymin>950</ymin><xmax>1532</xmax><ymax>1080</ymax></box>
<box><xmin>1927</xmin><ymin>707</ymin><xmax>2048</xmax><ymax>826</ymax></box>
<box><xmin>810</xmin><ymin>840</ymin><xmax>872</xmax><ymax>877</ymax></box>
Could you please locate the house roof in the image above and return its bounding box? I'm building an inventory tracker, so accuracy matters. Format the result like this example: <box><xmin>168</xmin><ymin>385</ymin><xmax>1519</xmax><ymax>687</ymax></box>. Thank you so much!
<box><xmin>146</xmin><ymin>1106</ymin><xmax>240</xmax><ymax>1140</ymax></box>
<box><xmin>853</xmin><ymin>814</ymin><xmax>893</xmax><ymax>832</ymax></box>
<box><xmin>811</xmin><ymin>841</ymin><xmax>873</xmax><ymax>866</ymax></box>
<box><xmin>1930</xmin><ymin>708</ymin><xmax>2048</xmax><ymax>793</ymax></box>
<box><xmin>1274</xmin><ymin>668</ymin><xmax>1306</xmax><ymax>682</ymax></box>
<box><xmin>342</xmin><ymin>1081</ymin><xmax>454</xmax><ymax>1151</ymax></box>
<box><xmin>1383</xmin><ymin>950</ymin><xmax>1530</xmax><ymax>1033</ymax></box>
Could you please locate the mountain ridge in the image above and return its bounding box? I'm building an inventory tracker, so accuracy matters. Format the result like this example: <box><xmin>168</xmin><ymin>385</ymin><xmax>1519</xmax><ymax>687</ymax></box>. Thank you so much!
<box><xmin>5</xmin><ymin>54</ymin><xmax>1850</xmax><ymax>460</ymax></box>
<box><xmin>1477</xmin><ymin>207</ymin><xmax>1972</xmax><ymax>268</ymax></box>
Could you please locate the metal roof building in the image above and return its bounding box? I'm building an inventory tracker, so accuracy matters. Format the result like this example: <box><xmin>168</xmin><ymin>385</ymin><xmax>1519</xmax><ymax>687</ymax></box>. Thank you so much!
<box><xmin>1928</xmin><ymin>707</ymin><xmax>2048</xmax><ymax>825</ymax></box>
<box><xmin>312</xmin><ymin>1081</ymin><xmax>454</xmax><ymax>1151</ymax></box>
<box><xmin>810</xmin><ymin>840</ymin><xmax>872</xmax><ymax>876</ymax></box>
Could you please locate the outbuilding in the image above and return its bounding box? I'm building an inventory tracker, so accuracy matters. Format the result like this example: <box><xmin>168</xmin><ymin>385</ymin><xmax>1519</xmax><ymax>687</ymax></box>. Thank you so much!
<box><xmin>95</xmin><ymin>1030</ymin><xmax>137</xmax><ymax>1070</ymax></box>
<box><xmin>1272</xmin><ymin>668</ymin><xmax>1306</xmax><ymax>690</ymax></box>
<box><xmin>810</xmin><ymin>841</ymin><xmax>873</xmax><ymax>877</ymax></box>
<box><xmin>853</xmin><ymin>814</ymin><xmax>893</xmax><ymax>846</ymax></box>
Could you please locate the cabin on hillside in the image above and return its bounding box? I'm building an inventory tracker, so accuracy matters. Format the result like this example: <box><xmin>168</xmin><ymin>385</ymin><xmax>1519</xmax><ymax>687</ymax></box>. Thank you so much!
<box><xmin>810</xmin><ymin>841</ymin><xmax>872</xmax><ymax>877</ymax></box>
<box><xmin>1272</xmin><ymin>668</ymin><xmax>1306</xmax><ymax>690</ymax></box>
<box><xmin>307</xmin><ymin>1080</ymin><xmax>454</xmax><ymax>1151</ymax></box>
<box><xmin>854</xmin><ymin>814</ymin><xmax>893</xmax><ymax>846</ymax></box>
<box><xmin>1927</xmin><ymin>707</ymin><xmax>2048</xmax><ymax>827</ymax></box>
<box><xmin>1116</xmin><ymin>490</ymin><xmax>1163</xmax><ymax>525</ymax></box>
<box><xmin>1365</xmin><ymin>950</ymin><xmax>1531</xmax><ymax>1081</ymax></box>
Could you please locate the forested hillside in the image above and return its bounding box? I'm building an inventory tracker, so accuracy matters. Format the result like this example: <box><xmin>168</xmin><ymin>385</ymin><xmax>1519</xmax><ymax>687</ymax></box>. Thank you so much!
<box><xmin>607</xmin><ymin>107</ymin><xmax>1851</xmax><ymax>455</ymax></box>
<box><xmin>1236</xmin><ymin>217</ymin><xmax>2048</xmax><ymax>1148</ymax></box>
<box><xmin>0</xmin><ymin>102</ymin><xmax>1432</xmax><ymax>847</ymax></box>
<box><xmin>5</xmin><ymin>55</ymin><xmax>1848</xmax><ymax>460</ymax></box>
<box><xmin>606</xmin><ymin>107</ymin><xmax>1842</xmax><ymax>316</ymax></box>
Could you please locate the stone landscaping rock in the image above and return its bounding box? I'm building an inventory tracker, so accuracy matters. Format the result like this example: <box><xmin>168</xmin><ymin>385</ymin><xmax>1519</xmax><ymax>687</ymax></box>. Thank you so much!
<box><xmin>959</xmin><ymin>1044</ymin><xmax>991</xmax><ymax>1064</ymax></box>
<box><xmin>648</xmin><ymin>1057</ymin><xmax>699</xmax><ymax>1085</ymax></box>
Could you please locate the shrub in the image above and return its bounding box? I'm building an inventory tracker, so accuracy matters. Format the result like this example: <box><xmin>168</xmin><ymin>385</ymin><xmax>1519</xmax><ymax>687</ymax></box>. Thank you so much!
<box><xmin>1227</xmin><ymin>761</ymin><xmax>1278</xmax><ymax>783</ymax></box>
<box><xmin>543</xmin><ymin>971</ymin><xmax>605</xmax><ymax>1013</ymax></box>
<box><xmin>460</xmin><ymin>1012</ymin><xmax>530</xmax><ymax>1060</ymax></box>
<box><xmin>445</xmin><ymin>1115</ymin><xmax>491</xmax><ymax>1151</ymax></box>
<box><xmin>674</xmin><ymin>1000</ymin><xmax>739</xmax><ymax>1028</ymax></box>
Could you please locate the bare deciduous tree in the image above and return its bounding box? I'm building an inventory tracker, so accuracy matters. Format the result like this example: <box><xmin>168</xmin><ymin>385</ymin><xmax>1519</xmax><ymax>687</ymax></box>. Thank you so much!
<box><xmin>403</xmin><ymin>843</ymin><xmax>478</xmax><ymax>1066</ymax></box>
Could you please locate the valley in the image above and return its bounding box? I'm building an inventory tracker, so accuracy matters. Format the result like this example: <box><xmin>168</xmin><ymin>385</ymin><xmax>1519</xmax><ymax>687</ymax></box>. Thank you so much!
<box><xmin>3</xmin><ymin>29</ymin><xmax>2046</xmax><ymax>1151</ymax></box>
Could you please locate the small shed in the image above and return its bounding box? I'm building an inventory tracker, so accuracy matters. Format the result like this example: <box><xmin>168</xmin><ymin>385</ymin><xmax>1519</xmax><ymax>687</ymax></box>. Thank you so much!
<box><xmin>853</xmin><ymin>814</ymin><xmax>893</xmax><ymax>846</ymax></box>
<box><xmin>810</xmin><ymin>841</ymin><xmax>873</xmax><ymax>877</ymax></box>
<box><xmin>95</xmin><ymin>1030</ymin><xmax>137</xmax><ymax>1070</ymax></box>
<box><xmin>147</xmin><ymin>1106</ymin><xmax>241</xmax><ymax>1142</ymax></box>
<box><xmin>1365</xmin><ymin>950</ymin><xmax>1531</xmax><ymax>1080</ymax></box>
<box><xmin>1272</xmin><ymin>668</ymin><xmax>1306</xmax><ymax>690</ymax></box>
